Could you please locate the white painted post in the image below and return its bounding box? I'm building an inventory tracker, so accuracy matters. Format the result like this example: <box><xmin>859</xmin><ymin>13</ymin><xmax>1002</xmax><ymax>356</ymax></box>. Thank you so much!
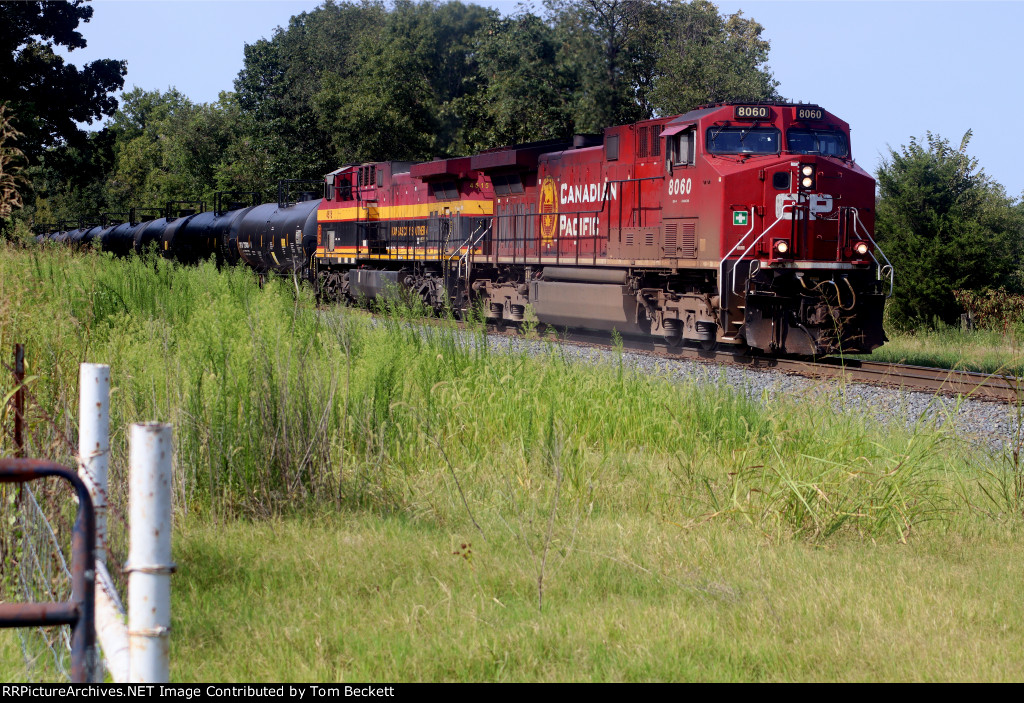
<box><xmin>77</xmin><ymin>364</ymin><xmax>112</xmax><ymax>681</ymax></box>
<box><xmin>78</xmin><ymin>363</ymin><xmax>110</xmax><ymax>562</ymax></box>
<box><xmin>127</xmin><ymin>422</ymin><xmax>174</xmax><ymax>683</ymax></box>
<box><xmin>78</xmin><ymin>363</ymin><xmax>130</xmax><ymax>682</ymax></box>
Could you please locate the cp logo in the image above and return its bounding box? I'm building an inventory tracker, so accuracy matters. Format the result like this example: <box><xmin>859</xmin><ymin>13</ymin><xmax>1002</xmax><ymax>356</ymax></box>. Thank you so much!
<box><xmin>775</xmin><ymin>193</ymin><xmax>833</xmax><ymax>221</ymax></box>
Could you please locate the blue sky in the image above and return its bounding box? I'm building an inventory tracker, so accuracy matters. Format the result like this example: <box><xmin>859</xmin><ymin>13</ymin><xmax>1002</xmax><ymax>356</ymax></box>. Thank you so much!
<box><xmin>62</xmin><ymin>1</ymin><xmax>1024</xmax><ymax>198</ymax></box>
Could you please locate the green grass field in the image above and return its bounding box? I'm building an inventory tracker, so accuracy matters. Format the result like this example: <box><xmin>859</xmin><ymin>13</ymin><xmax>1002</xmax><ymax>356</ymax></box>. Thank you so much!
<box><xmin>2</xmin><ymin>245</ymin><xmax>1024</xmax><ymax>681</ymax></box>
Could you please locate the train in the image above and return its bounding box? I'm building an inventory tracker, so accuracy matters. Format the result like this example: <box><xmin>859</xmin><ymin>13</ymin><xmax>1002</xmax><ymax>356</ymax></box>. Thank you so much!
<box><xmin>37</xmin><ymin>101</ymin><xmax>892</xmax><ymax>356</ymax></box>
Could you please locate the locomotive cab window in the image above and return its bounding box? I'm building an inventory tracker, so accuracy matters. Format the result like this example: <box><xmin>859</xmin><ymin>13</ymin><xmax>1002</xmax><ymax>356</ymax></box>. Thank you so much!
<box><xmin>431</xmin><ymin>181</ymin><xmax>459</xmax><ymax>200</ymax></box>
<box><xmin>706</xmin><ymin>127</ymin><xmax>780</xmax><ymax>155</ymax></box>
<box><xmin>670</xmin><ymin>128</ymin><xmax>696</xmax><ymax>166</ymax></box>
<box><xmin>338</xmin><ymin>176</ymin><xmax>353</xmax><ymax>201</ymax></box>
<box><xmin>786</xmin><ymin>129</ymin><xmax>849</xmax><ymax>157</ymax></box>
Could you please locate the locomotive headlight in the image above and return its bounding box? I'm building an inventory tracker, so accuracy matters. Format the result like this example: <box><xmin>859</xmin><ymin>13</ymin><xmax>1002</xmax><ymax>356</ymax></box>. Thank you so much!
<box><xmin>773</xmin><ymin>239</ymin><xmax>790</xmax><ymax>256</ymax></box>
<box><xmin>799</xmin><ymin>163</ymin><xmax>816</xmax><ymax>191</ymax></box>
<box><xmin>855</xmin><ymin>242</ymin><xmax>869</xmax><ymax>255</ymax></box>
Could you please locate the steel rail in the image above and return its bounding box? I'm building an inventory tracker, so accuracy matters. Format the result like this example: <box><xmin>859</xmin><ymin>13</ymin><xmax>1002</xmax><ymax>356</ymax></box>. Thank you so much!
<box><xmin>546</xmin><ymin>329</ymin><xmax>1024</xmax><ymax>404</ymax></box>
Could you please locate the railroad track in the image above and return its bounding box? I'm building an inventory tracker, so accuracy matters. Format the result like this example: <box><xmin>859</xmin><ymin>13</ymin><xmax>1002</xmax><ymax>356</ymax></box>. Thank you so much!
<box><xmin>547</xmin><ymin>329</ymin><xmax>1024</xmax><ymax>404</ymax></box>
<box><xmin>795</xmin><ymin>357</ymin><xmax>1024</xmax><ymax>404</ymax></box>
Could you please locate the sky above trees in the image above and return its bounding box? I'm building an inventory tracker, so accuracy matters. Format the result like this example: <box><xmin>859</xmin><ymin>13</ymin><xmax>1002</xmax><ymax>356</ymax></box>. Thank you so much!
<box><xmin>49</xmin><ymin>0</ymin><xmax>1024</xmax><ymax>199</ymax></box>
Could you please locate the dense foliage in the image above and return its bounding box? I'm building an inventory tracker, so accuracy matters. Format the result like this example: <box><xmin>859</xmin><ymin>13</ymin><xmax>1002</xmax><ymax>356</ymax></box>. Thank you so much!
<box><xmin>875</xmin><ymin>131</ymin><xmax>1024</xmax><ymax>328</ymax></box>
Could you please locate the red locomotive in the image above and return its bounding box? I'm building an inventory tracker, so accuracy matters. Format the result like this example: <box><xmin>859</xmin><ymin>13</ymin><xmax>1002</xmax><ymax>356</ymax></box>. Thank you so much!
<box><xmin>313</xmin><ymin>101</ymin><xmax>891</xmax><ymax>355</ymax></box>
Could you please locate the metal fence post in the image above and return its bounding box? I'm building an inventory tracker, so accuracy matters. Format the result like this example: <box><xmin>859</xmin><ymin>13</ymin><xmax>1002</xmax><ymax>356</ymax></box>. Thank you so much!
<box><xmin>126</xmin><ymin>422</ymin><xmax>174</xmax><ymax>683</ymax></box>
<box><xmin>79</xmin><ymin>363</ymin><xmax>130</xmax><ymax>682</ymax></box>
<box><xmin>78</xmin><ymin>363</ymin><xmax>110</xmax><ymax>563</ymax></box>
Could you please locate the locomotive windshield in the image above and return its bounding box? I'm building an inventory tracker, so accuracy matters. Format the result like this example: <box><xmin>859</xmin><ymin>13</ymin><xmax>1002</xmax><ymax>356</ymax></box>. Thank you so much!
<box><xmin>706</xmin><ymin>127</ymin><xmax>780</xmax><ymax>155</ymax></box>
<box><xmin>786</xmin><ymin>129</ymin><xmax>849</xmax><ymax>157</ymax></box>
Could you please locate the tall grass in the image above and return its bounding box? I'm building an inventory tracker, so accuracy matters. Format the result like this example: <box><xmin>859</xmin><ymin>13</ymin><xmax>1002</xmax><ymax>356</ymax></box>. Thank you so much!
<box><xmin>5</xmin><ymin>245</ymin><xmax>1024</xmax><ymax>681</ymax></box>
<box><xmin>1</xmin><ymin>244</ymin><xmax>1016</xmax><ymax>539</ymax></box>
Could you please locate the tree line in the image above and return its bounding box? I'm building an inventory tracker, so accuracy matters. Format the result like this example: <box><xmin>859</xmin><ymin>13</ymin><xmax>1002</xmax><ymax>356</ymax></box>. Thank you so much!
<box><xmin>1</xmin><ymin>0</ymin><xmax>1022</xmax><ymax>331</ymax></box>
<box><xmin>3</xmin><ymin>0</ymin><xmax>778</xmax><ymax>226</ymax></box>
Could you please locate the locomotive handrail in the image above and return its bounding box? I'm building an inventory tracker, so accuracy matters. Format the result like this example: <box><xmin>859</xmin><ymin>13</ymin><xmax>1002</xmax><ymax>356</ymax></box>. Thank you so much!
<box><xmin>449</xmin><ymin>219</ymin><xmax>492</xmax><ymax>279</ymax></box>
<box><xmin>729</xmin><ymin>214</ymin><xmax>786</xmax><ymax>295</ymax></box>
<box><xmin>718</xmin><ymin>207</ymin><xmax>757</xmax><ymax>301</ymax></box>
<box><xmin>851</xmin><ymin>209</ymin><xmax>894</xmax><ymax>298</ymax></box>
<box><xmin>484</xmin><ymin>174</ymin><xmax>666</xmax><ymax>268</ymax></box>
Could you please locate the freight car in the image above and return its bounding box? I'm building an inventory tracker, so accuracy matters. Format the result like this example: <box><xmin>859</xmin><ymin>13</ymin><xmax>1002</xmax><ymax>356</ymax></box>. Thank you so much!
<box><xmin>41</xmin><ymin>102</ymin><xmax>892</xmax><ymax>357</ymax></box>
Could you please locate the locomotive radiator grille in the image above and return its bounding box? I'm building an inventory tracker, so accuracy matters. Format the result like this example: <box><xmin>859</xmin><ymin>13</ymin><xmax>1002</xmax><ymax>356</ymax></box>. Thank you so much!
<box><xmin>637</xmin><ymin>125</ymin><xmax>663</xmax><ymax>159</ymax></box>
<box><xmin>664</xmin><ymin>223</ymin><xmax>677</xmax><ymax>255</ymax></box>
<box><xmin>681</xmin><ymin>222</ymin><xmax>696</xmax><ymax>258</ymax></box>
<box><xmin>664</xmin><ymin>221</ymin><xmax>697</xmax><ymax>258</ymax></box>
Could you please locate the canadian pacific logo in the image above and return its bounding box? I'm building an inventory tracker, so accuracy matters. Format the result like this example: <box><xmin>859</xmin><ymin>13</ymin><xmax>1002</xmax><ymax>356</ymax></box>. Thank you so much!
<box><xmin>775</xmin><ymin>193</ymin><xmax>833</xmax><ymax>220</ymax></box>
<box><xmin>539</xmin><ymin>176</ymin><xmax>558</xmax><ymax>244</ymax></box>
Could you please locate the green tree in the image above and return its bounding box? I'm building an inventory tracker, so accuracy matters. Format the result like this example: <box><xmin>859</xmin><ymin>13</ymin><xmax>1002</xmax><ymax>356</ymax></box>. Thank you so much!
<box><xmin>105</xmin><ymin>88</ymin><xmax>193</xmax><ymax>207</ymax></box>
<box><xmin>454</xmin><ymin>13</ymin><xmax>576</xmax><ymax>151</ymax></box>
<box><xmin>311</xmin><ymin>0</ymin><xmax>496</xmax><ymax>162</ymax></box>
<box><xmin>313</xmin><ymin>54</ymin><xmax>438</xmax><ymax>163</ymax></box>
<box><xmin>875</xmin><ymin>131</ymin><xmax>1024</xmax><ymax>327</ymax></box>
<box><xmin>0</xmin><ymin>0</ymin><xmax>125</xmax><ymax>159</ymax></box>
<box><xmin>647</xmin><ymin>0</ymin><xmax>778</xmax><ymax>115</ymax></box>
<box><xmin>544</xmin><ymin>0</ymin><xmax>649</xmax><ymax>131</ymax></box>
<box><xmin>29</xmin><ymin>127</ymin><xmax>115</xmax><ymax>225</ymax></box>
<box><xmin>234</xmin><ymin>0</ymin><xmax>388</xmax><ymax>181</ymax></box>
<box><xmin>99</xmin><ymin>88</ymin><xmax>256</xmax><ymax>212</ymax></box>
<box><xmin>544</xmin><ymin>0</ymin><xmax>778</xmax><ymax>129</ymax></box>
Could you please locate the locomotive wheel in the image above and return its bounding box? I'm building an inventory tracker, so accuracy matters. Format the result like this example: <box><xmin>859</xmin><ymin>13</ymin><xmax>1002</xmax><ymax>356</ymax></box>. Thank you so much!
<box><xmin>699</xmin><ymin>339</ymin><xmax>717</xmax><ymax>352</ymax></box>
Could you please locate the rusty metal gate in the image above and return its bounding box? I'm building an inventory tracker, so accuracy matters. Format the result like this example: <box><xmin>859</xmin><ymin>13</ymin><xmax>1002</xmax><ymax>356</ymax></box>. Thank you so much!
<box><xmin>0</xmin><ymin>460</ymin><xmax>97</xmax><ymax>682</ymax></box>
